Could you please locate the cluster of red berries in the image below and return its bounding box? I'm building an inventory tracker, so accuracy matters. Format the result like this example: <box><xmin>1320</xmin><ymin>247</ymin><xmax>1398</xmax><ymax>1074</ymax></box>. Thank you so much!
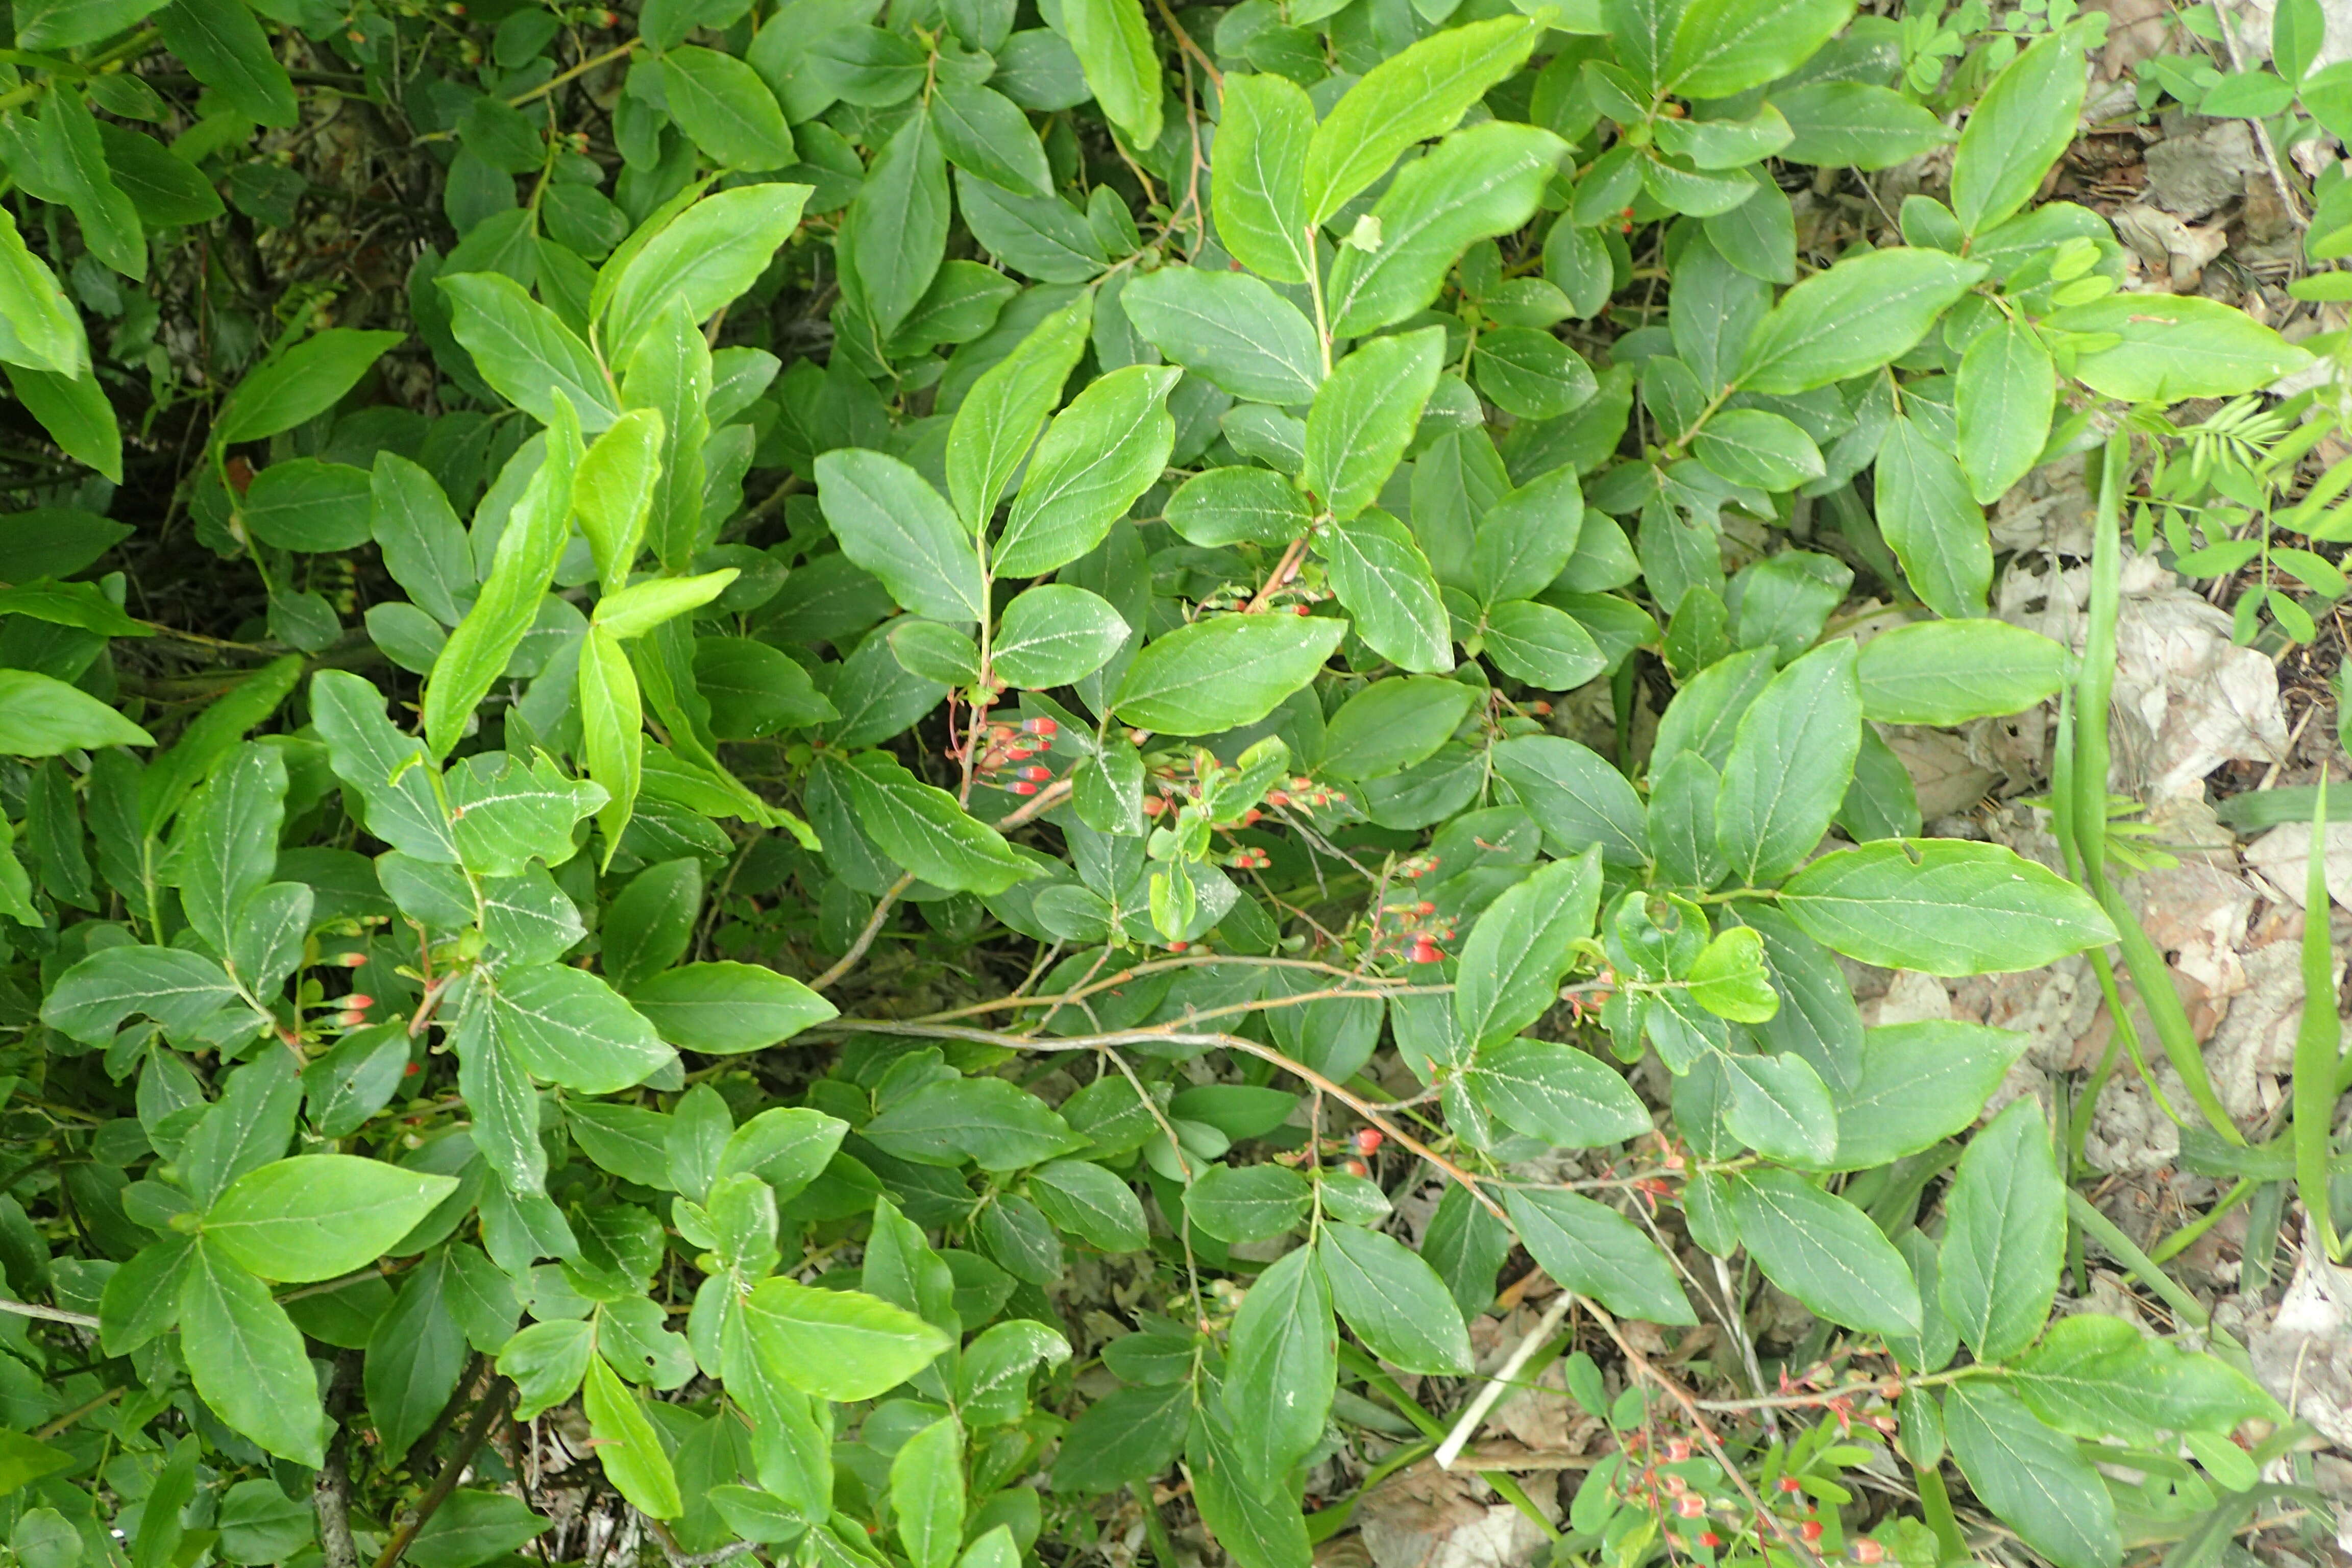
<box><xmin>1375</xmin><ymin>897</ymin><xmax>1453</xmax><ymax>965</ymax></box>
<box><xmin>1263</xmin><ymin>776</ymin><xmax>1347</xmax><ymax>812</ymax></box>
<box><xmin>963</xmin><ymin>717</ymin><xmax>1060</xmax><ymax>794</ymax></box>
<box><xmin>1226</xmin><ymin>847</ymin><xmax>1274</xmax><ymax>870</ymax></box>
<box><xmin>1624</xmin><ymin>1434</ymin><xmax>1860</xmax><ymax>1559</ymax></box>
<box><xmin>1338</xmin><ymin>1126</ymin><xmax>1383</xmax><ymax>1177</ymax></box>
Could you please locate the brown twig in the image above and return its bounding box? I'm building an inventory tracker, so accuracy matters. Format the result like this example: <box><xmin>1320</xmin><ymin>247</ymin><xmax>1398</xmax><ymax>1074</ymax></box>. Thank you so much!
<box><xmin>1149</xmin><ymin>0</ymin><xmax>1223</xmax><ymax>89</ymax></box>
<box><xmin>809</xmin><ymin>872</ymin><xmax>917</xmax><ymax>992</ymax></box>
<box><xmin>372</xmin><ymin>1378</ymin><xmax>517</xmax><ymax>1568</ymax></box>
<box><xmin>316</xmin><ymin>1354</ymin><xmax>365</xmax><ymax>1568</ymax></box>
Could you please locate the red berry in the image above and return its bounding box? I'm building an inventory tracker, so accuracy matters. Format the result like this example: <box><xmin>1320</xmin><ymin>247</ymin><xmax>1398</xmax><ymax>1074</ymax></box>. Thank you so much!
<box><xmin>1849</xmin><ymin>1542</ymin><xmax>1884</xmax><ymax>1564</ymax></box>
<box><xmin>341</xmin><ymin>951</ymin><xmax>368</xmax><ymax>967</ymax></box>
<box><xmin>1010</xmin><ymin>781</ymin><xmax>1039</xmax><ymax>795</ymax></box>
<box><xmin>1354</xmin><ymin>1128</ymin><xmax>1383</xmax><ymax>1155</ymax></box>
<box><xmin>1778</xmin><ymin>1478</ymin><xmax>1803</xmax><ymax>1494</ymax></box>
<box><xmin>1341</xmin><ymin>1158</ymin><xmax>1368</xmax><ymax>1177</ymax></box>
<box><xmin>1800</xmin><ymin>1522</ymin><xmax>1823</xmax><ymax>1544</ymax></box>
<box><xmin>1701</xmin><ymin>1535</ymin><xmax>1722</xmax><ymax>1550</ymax></box>
<box><xmin>1023</xmin><ymin>717</ymin><xmax>1058</xmax><ymax>736</ymax></box>
<box><xmin>1676</xmin><ymin>1495</ymin><xmax>1706</xmax><ymax>1518</ymax></box>
<box><xmin>1019</xmin><ymin>765</ymin><xmax>1052</xmax><ymax>780</ymax></box>
<box><xmin>1265</xmin><ymin>790</ymin><xmax>1289</xmax><ymax>807</ymax></box>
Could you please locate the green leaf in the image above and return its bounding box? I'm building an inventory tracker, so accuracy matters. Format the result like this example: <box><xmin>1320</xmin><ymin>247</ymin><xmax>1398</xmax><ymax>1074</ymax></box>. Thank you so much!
<box><xmin>1955</xmin><ymin>319</ymin><xmax>2055</xmax><ymax>504</ymax></box>
<box><xmin>573</xmin><ymin>406</ymin><xmax>664</xmax><ymax>593</ymax></box>
<box><xmin>1714</xmin><ymin>640</ymin><xmax>1860</xmax><ymax>886</ymax></box>
<box><xmin>311</xmin><ymin>670</ymin><xmax>459</xmax><ymax>864</ymax></box>
<box><xmin>0</xmin><ymin>207</ymin><xmax>87</xmax><ymax>377</ymax></box>
<box><xmin>1060</xmin><ymin>0</ymin><xmax>1163</xmax><ymax>150</ymax></box>
<box><xmin>863</xmin><ymin>1073</ymin><xmax>1087</xmax><ymax>1168</ymax></box>
<box><xmin>1484</xmin><ymin>598</ymin><xmax>1609</xmax><ymax>691</ymax></box>
<box><xmin>1166</xmin><ymin>467</ymin><xmax>1311</xmax><ymax>547</ymax></box>
<box><xmin>2050</xmin><ymin>292</ymin><xmax>2314</xmax><ymax>401</ymax></box>
<box><xmin>1691</xmin><ymin>407</ymin><xmax>1823</xmax><ymax>491</ymax></box>
<box><xmin>216</xmin><ymin>329</ymin><xmax>405</xmax><ymax>443</ymax></box>
<box><xmin>601</xmin><ymin>183</ymin><xmax>812</xmax><ymax>356</ymax></box>
<box><xmin>740</xmin><ymin>1278</ymin><xmax>954</xmax><ymax>1400</ymax></box>
<box><xmin>932</xmin><ymin>83</ymin><xmax>1054</xmax><ymax>196</ymax></box>
<box><xmin>958</xmin><ymin>177</ymin><xmax>1108</xmax><ymax>282</ymax></box>
<box><xmin>1319</xmin><ymin>510</ymin><xmax>1454</xmax><ymax>673</ymax></box>
<box><xmin>1319</xmin><ymin>1221</ymin><xmax>1472</xmax><ymax>1375</ymax></box>
<box><xmin>425</xmin><ymin>396</ymin><xmax>580</xmax><ymax>758</ymax></box>
<box><xmin>439</xmin><ymin>272</ymin><xmax>621</xmax><ymax>432</ymax></box>
<box><xmin>366</xmin><ymin>1250</ymin><xmax>469</xmax><ymax>1458</ymax></box>
<box><xmin>837</xmin><ymin>751</ymin><xmax>1035</xmax><ymax>894</ymax></box>
<box><xmin>1112</xmin><ymin>614</ymin><xmax>1345</xmax><ymax>734</ymax></box>
<box><xmin>1301</xmin><ymin>15</ymin><xmax>1542</xmax><ymax>224</ymax></box>
<box><xmin>156</xmin><ymin>0</ymin><xmax>296</xmax><ymax>126</ymax></box>
<box><xmin>1028</xmin><ymin>1159</ymin><xmax>1148</xmax><ymax>1251</ymax></box>
<box><xmin>995</xmin><ymin>364</ymin><xmax>1181</xmax><ymax>577</ymax></box>
<box><xmin>2006</xmin><ymin>1312</ymin><xmax>2279</xmax><ymax>1442</ymax></box>
<box><xmin>1773</xmin><ymin>83</ymin><xmax>1950</xmax><ymax>169</ymax></box>
<box><xmin>1856</xmin><ymin>620</ymin><xmax>2067</xmax><ymax>724</ymax></box>
<box><xmin>627</xmin><ymin>961</ymin><xmax>839</xmax><ymax>1053</ymax></box>
<box><xmin>582</xmin><ymin>1354</ymin><xmax>684</xmax><ymax>1517</ymax></box>
<box><xmin>1304</xmin><ymin>327</ymin><xmax>1443</xmax><ymax>521</ymax></box>
<box><xmin>1874</xmin><ymin>415</ymin><xmax>1991</xmax><ymax>619</ymax></box>
<box><xmin>1505</xmin><ymin>1187</ymin><xmax>1696</xmax><ymax>1324</ymax></box>
<box><xmin>407</xmin><ymin>1492</ymin><xmax>552</xmax><ymax>1568</ymax></box>
<box><xmin>5</xmin><ymin>363</ymin><xmax>122</xmax><ymax>481</ymax></box>
<box><xmin>716</xmin><ymin>1107</ymin><xmax>849</xmax><ymax>1200</ymax></box>
<box><xmin>1321</xmin><ymin>676</ymin><xmax>1476</xmax><ymax>781</ymax></box>
<box><xmin>664</xmin><ymin>46</ymin><xmax>796</xmax><ymax>170</ymax></box>
<box><xmin>371</xmin><ymin>453</ymin><xmax>475</xmax><ymax>625</ymax></box>
<box><xmin>1327</xmin><ymin>125</ymin><xmax>1567</xmax><ymax>337</ymax></box>
<box><xmin>1733</xmin><ymin>248</ymin><xmax>1986</xmax><ymax>395</ymax></box>
<box><xmin>1456</xmin><ymin>851</ymin><xmax>1601</xmax><ymax>1047</ymax></box>
<box><xmin>1223</xmin><ymin>1243</ymin><xmax>1335</xmax><ymax>1477</ymax></box>
<box><xmin>816</xmin><ymin>449</ymin><xmax>987</xmax><ymax>624</ymax></box>
<box><xmin>892</xmin><ymin>1416</ymin><xmax>966</xmax><ymax>1568</ymax></box>
<box><xmin>1938</xmin><ymin>1096</ymin><xmax>2064</xmax><ymax>1362</ymax></box>
<box><xmin>246</xmin><ymin>458</ymin><xmax>371</xmax><ymax>561</ymax></box>
<box><xmin>1051</xmin><ymin>1382</ymin><xmax>1192</xmax><ymax>1493</ymax></box>
<box><xmin>478</xmin><ymin>961</ymin><xmax>675</xmax><ymax>1094</ymax></box>
<box><xmin>41</xmin><ymin>944</ymin><xmax>242</xmax><ymax>1043</ymax></box>
<box><xmin>1469</xmin><ymin>1036</ymin><xmax>1649</xmax><ymax>1147</ymax></box>
<box><xmin>1186</xmin><ymin>1162</ymin><xmax>1314</xmax><ymax>1241</ymax></box>
<box><xmin>0</xmin><ymin>667</ymin><xmax>153</xmax><ymax>754</ymax></box>
<box><xmin>947</xmin><ymin>296</ymin><xmax>1093</xmax><ymax>528</ymax></box>
<box><xmin>1778</xmin><ymin>838</ymin><xmax>2117</xmax><ymax>975</ymax></box>
<box><xmin>97</xmin><ymin>122</ymin><xmax>224</xmax><ymax>228</ymax></box>
<box><xmin>498</xmin><ymin>1318</ymin><xmax>593</xmax><ymax>1420</ymax></box>
<box><xmin>1685</xmin><ymin>925</ymin><xmax>1778</xmax><ymax>1022</ymax></box>
<box><xmin>1664</xmin><ymin>0</ymin><xmax>1853</xmax><ymax>97</ymax></box>
<box><xmin>1121</xmin><ymin>267</ymin><xmax>1321</xmax><ymax>405</ymax></box>
<box><xmin>1473</xmin><ymin>325</ymin><xmax>1598</xmax><ymax>420</ymax></box>
<box><xmin>1474</xmin><ymin>465</ymin><xmax>1586</xmax><ymax>604</ymax></box>
<box><xmin>1726</xmin><ymin>1169</ymin><xmax>1920</xmax><ymax>1336</ymax></box>
<box><xmin>1492</xmin><ymin>734</ymin><xmax>1648</xmax><ymax>865</ymax></box>
<box><xmin>16</xmin><ymin>0</ymin><xmax>166</xmax><ymax>48</ymax></box>
<box><xmin>173</xmin><ymin>741</ymin><xmax>284</xmax><ymax>955</ymax></box>
<box><xmin>1949</xmin><ymin>29</ymin><xmax>2088</xmax><ymax>236</ymax></box>
<box><xmin>1212</xmin><ymin>72</ymin><xmax>1315</xmax><ymax>283</ymax></box>
<box><xmin>593</xmin><ymin>861</ymin><xmax>701</xmax><ymax>987</ymax></box>
<box><xmin>846</xmin><ymin>109</ymin><xmax>949</xmax><ymax>337</ymax></box>
<box><xmin>593</xmin><ymin>569</ymin><xmax>738</xmax><ymax>639</ymax></box>
<box><xmin>1943</xmin><ymin>1383</ymin><xmax>2122</xmax><ymax>1568</ymax></box>
<box><xmin>995</xmin><ymin>584</ymin><xmax>1131</xmax><ymax>689</ymax></box>
<box><xmin>180</xmin><ymin>1239</ymin><xmax>322</xmax><ymax>1464</ymax></box>
<box><xmin>1826</xmin><ymin>1021</ymin><xmax>2029</xmax><ymax>1169</ymax></box>
<box><xmin>447</xmin><ymin>749</ymin><xmax>603</xmax><ymax>877</ymax></box>
<box><xmin>204</xmin><ymin>1154</ymin><xmax>458</xmax><ymax>1282</ymax></box>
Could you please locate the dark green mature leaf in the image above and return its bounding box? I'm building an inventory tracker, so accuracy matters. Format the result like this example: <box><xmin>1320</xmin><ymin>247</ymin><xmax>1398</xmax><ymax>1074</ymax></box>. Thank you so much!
<box><xmin>1492</xmin><ymin>735</ymin><xmax>1648</xmax><ymax>865</ymax></box>
<box><xmin>1214</xmin><ymin>72</ymin><xmax>1315</xmax><ymax>283</ymax></box>
<box><xmin>1061</xmin><ymin>0</ymin><xmax>1162</xmax><ymax>149</ymax></box>
<box><xmin>1319</xmin><ymin>511</ymin><xmax>1453</xmax><ymax>673</ymax></box>
<box><xmin>1943</xmin><ymin>1382</ymin><xmax>2122</xmax><ymax>1568</ymax></box>
<box><xmin>1727</xmin><ymin>1170</ymin><xmax>1920</xmax><ymax>1336</ymax></box>
<box><xmin>1301</xmin><ymin>15</ymin><xmax>1541</xmax><ymax>223</ymax></box>
<box><xmin>1303</xmin><ymin>328</ymin><xmax>1443</xmax><ymax>521</ymax></box>
<box><xmin>1938</xmin><ymin>1096</ymin><xmax>2064</xmax><ymax>1362</ymax></box>
<box><xmin>181</xmin><ymin>1240</ymin><xmax>322</xmax><ymax>1463</ymax></box>
<box><xmin>157</xmin><ymin>0</ymin><xmax>297</xmax><ymax>126</ymax></box>
<box><xmin>1328</xmin><ymin>125</ymin><xmax>1567</xmax><ymax>336</ymax></box>
<box><xmin>1948</xmin><ymin>28</ymin><xmax>2087</xmax><ymax>236</ymax></box>
<box><xmin>1223</xmin><ymin>1243</ymin><xmax>1335</xmax><ymax>1477</ymax></box>
<box><xmin>837</xmin><ymin>752</ymin><xmax>1034</xmax><ymax>894</ymax></box>
<box><xmin>1714</xmin><ymin>639</ymin><xmax>1860</xmax><ymax>886</ymax></box>
<box><xmin>816</xmin><ymin>450</ymin><xmax>988</xmax><ymax>623</ymax></box>
<box><xmin>1505</xmin><ymin>1187</ymin><xmax>1696</xmax><ymax>1324</ymax></box>
<box><xmin>629</xmin><ymin>962</ymin><xmax>837</xmax><ymax>1052</ymax></box>
<box><xmin>440</xmin><ymin>273</ymin><xmax>621</xmax><ymax>431</ymax></box>
<box><xmin>1455</xmin><ymin>851</ymin><xmax>1601</xmax><ymax>1047</ymax></box>
<box><xmin>1875</xmin><ymin>415</ymin><xmax>1990</xmax><ymax>620</ymax></box>
<box><xmin>1733</xmin><ymin>249</ymin><xmax>1986</xmax><ymax>395</ymax></box>
<box><xmin>996</xmin><ymin>364</ymin><xmax>1181</xmax><ymax>576</ymax></box>
<box><xmin>1470</xmin><ymin>1037</ymin><xmax>1649</xmax><ymax>1146</ymax></box>
<box><xmin>1319</xmin><ymin>1222</ymin><xmax>1472</xmax><ymax>1374</ymax></box>
<box><xmin>205</xmin><ymin>1155</ymin><xmax>458</xmax><ymax>1281</ymax></box>
<box><xmin>1825</xmin><ymin>1021</ymin><xmax>2027</xmax><ymax>1168</ymax></box>
<box><xmin>664</xmin><ymin>46</ymin><xmax>796</xmax><ymax>169</ymax></box>
<box><xmin>215</xmin><ymin>330</ymin><xmax>406</xmax><ymax>443</ymax></box>
<box><xmin>947</xmin><ymin>296</ymin><xmax>1093</xmax><ymax>528</ymax></box>
<box><xmin>1122</xmin><ymin>267</ymin><xmax>1321</xmax><ymax>404</ymax></box>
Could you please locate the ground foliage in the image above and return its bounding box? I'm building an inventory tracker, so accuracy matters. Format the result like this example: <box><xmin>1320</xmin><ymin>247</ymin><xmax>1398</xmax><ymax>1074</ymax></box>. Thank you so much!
<box><xmin>0</xmin><ymin>0</ymin><xmax>2343</xmax><ymax>1565</ymax></box>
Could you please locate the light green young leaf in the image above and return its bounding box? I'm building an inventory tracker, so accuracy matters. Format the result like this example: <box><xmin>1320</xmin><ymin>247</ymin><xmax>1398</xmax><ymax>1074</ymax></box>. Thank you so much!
<box><xmin>1112</xmin><ymin>614</ymin><xmax>1345</xmax><ymax>734</ymax></box>
<box><xmin>0</xmin><ymin>206</ymin><xmax>88</xmax><ymax>377</ymax></box>
<box><xmin>1492</xmin><ymin>733</ymin><xmax>1648</xmax><ymax>865</ymax></box>
<box><xmin>582</xmin><ymin>1355</ymin><xmax>685</xmax><ymax>1517</ymax></box>
<box><xmin>1303</xmin><ymin>327</ymin><xmax>1443</xmax><ymax>521</ymax></box>
<box><xmin>482</xmin><ymin>961</ymin><xmax>676</xmax><ymax>1094</ymax></box>
<box><xmin>1664</xmin><ymin>0</ymin><xmax>1854</xmax><ymax>97</ymax></box>
<box><xmin>663</xmin><ymin>46</ymin><xmax>796</xmax><ymax>170</ymax></box>
<box><xmin>579</xmin><ymin>626</ymin><xmax>643</xmax><ymax>857</ymax></box>
<box><xmin>1781</xmin><ymin>838</ymin><xmax>2116</xmax><ymax>974</ymax></box>
<box><xmin>1302</xmin><ymin>15</ymin><xmax>1542</xmax><ymax>224</ymax></box>
<box><xmin>2007</xmin><ymin>1312</ymin><xmax>2280</xmax><ymax>1442</ymax></box>
<box><xmin>1456</xmin><ymin>850</ymin><xmax>1601</xmax><ymax>1047</ymax></box>
<box><xmin>996</xmin><ymin>364</ymin><xmax>1181</xmax><ymax>577</ymax></box>
<box><xmin>1469</xmin><ymin>1036</ymin><xmax>1649</xmax><ymax>1146</ymax></box>
<box><xmin>594</xmin><ymin>569</ymin><xmax>739</xmax><ymax>639</ymax></box>
<box><xmin>740</xmin><ymin>1278</ymin><xmax>954</xmax><ymax>1401</ymax></box>
<box><xmin>601</xmin><ymin>183</ymin><xmax>812</xmax><ymax>356</ymax></box>
<box><xmin>574</xmin><ymin>407</ymin><xmax>665</xmax><ymax>593</ymax></box>
<box><xmin>0</xmin><ymin>668</ymin><xmax>154</xmax><ymax>755</ymax></box>
<box><xmin>2049</xmin><ymin>292</ymin><xmax>2314</xmax><ymax>401</ymax></box>
<box><xmin>891</xmin><ymin>1416</ymin><xmax>966</xmax><ymax>1568</ymax></box>
<box><xmin>180</xmin><ymin>1239</ymin><xmax>322</xmax><ymax>1464</ymax></box>
<box><xmin>424</xmin><ymin>394</ymin><xmax>581</xmax><ymax>758</ymax></box>
<box><xmin>627</xmin><ymin>961</ymin><xmax>839</xmax><ymax>1054</ymax></box>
